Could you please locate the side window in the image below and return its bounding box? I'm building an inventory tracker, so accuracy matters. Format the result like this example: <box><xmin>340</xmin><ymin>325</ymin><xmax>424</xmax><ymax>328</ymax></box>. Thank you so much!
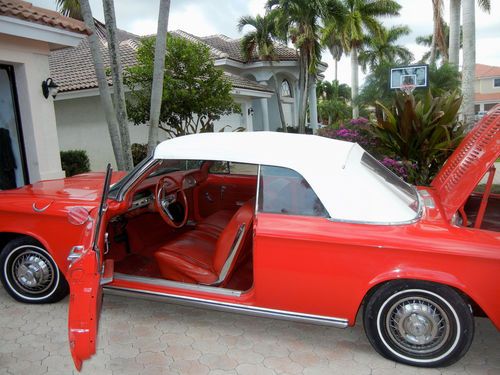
<box><xmin>209</xmin><ymin>161</ymin><xmax>258</xmax><ymax>176</ymax></box>
<box><xmin>258</xmin><ymin>166</ymin><xmax>328</xmax><ymax>217</ymax></box>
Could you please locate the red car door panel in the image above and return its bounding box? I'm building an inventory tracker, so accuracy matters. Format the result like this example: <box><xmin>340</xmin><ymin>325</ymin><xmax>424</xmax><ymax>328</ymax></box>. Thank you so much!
<box><xmin>196</xmin><ymin>174</ymin><xmax>256</xmax><ymax>218</ymax></box>
<box><xmin>67</xmin><ymin>247</ymin><xmax>102</xmax><ymax>371</ymax></box>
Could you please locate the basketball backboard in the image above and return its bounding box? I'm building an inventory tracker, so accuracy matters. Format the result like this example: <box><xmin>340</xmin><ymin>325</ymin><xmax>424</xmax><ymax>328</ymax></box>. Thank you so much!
<box><xmin>390</xmin><ymin>65</ymin><xmax>428</xmax><ymax>89</ymax></box>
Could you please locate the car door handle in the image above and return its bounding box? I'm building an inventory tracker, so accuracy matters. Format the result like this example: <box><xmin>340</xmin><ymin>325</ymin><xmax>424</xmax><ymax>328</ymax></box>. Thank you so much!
<box><xmin>205</xmin><ymin>192</ymin><xmax>214</xmax><ymax>202</ymax></box>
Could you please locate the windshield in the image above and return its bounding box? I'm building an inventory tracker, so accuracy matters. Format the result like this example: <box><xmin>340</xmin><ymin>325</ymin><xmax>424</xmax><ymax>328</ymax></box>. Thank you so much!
<box><xmin>361</xmin><ymin>152</ymin><xmax>420</xmax><ymax>214</ymax></box>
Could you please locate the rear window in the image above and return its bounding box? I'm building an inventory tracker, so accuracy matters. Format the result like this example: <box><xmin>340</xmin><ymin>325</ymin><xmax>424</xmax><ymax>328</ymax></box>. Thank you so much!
<box><xmin>361</xmin><ymin>153</ymin><xmax>420</xmax><ymax>213</ymax></box>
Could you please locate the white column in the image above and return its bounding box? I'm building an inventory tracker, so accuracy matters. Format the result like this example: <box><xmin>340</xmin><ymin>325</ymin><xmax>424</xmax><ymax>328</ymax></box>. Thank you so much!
<box><xmin>260</xmin><ymin>98</ymin><xmax>270</xmax><ymax>131</ymax></box>
<box><xmin>309</xmin><ymin>80</ymin><xmax>319</xmax><ymax>132</ymax></box>
<box><xmin>243</xmin><ymin>101</ymin><xmax>254</xmax><ymax>132</ymax></box>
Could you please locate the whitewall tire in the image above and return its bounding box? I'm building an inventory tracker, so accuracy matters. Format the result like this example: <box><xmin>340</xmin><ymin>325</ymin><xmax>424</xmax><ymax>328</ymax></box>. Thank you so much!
<box><xmin>363</xmin><ymin>280</ymin><xmax>474</xmax><ymax>367</ymax></box>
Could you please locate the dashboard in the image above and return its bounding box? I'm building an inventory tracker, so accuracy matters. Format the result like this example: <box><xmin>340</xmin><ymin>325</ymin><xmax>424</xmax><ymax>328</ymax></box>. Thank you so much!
<box><xmin>128</xmin><ymin>170</ymin><xmax>201</xmax><ymax>212</ymax></box>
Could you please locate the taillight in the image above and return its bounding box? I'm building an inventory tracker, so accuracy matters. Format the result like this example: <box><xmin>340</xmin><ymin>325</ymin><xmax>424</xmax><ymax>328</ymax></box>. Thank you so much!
<box><xmin>68</xmin><ymin>207</ymin><xmax>90</xmax><ymax>225</ymax></box>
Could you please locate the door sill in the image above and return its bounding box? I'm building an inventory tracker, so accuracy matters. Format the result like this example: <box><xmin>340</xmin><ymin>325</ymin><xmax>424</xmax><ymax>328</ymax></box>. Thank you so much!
<box><xmin>111</xmin><ymin>272</ymin><xmax>243</xmax><ymax>297</ymax></box>
<box><xmin>103</xmin><ymin>285</ymin><xmax>349</xmax><ymax>328</ymax></box>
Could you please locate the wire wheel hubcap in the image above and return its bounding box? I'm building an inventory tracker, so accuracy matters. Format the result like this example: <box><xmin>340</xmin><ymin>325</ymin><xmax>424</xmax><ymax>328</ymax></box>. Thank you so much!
<box><xmin>386</xmin><ymin>296</ymin><xmax>450</xmax><ymax>355</ymax></box>
<box><xmin>11</xmin><ymin>250</ymin><xmax>55</xmax><ymax>294</ymax></box>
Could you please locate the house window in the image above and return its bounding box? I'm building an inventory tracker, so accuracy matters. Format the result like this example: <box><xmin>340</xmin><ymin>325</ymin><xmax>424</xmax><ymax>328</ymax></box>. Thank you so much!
<box><xmin>280</xmin><ymin>80</ymin><xmax>292</xmax><ymax>97</ymax></box>
<box><xmin>494</xmin><ymin>78</ymin><xmax>500</xmax><ymax>88</ymax></box>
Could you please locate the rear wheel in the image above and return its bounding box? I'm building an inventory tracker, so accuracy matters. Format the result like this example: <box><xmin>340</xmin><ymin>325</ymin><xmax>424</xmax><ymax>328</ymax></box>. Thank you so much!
<box><xmin>0</xmin><ymin>237</ymin><xmax>69</xmax><ymax>304</ymax></box>
<box><xmin>363</xmin><ymin>280</ymin><xmax>474</xmax><ymax>367</ymax></box>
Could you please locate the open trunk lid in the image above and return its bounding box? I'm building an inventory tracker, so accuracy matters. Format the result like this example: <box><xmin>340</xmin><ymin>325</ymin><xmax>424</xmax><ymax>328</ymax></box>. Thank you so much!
<box><xmin>431</xmin><ymin>105</ymin><xmax>500</xmax><ymax>220</ymax></box>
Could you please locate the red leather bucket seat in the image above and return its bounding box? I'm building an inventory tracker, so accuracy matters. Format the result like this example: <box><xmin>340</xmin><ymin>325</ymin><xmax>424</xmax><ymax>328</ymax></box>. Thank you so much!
<box><xmin>154</xmin><ymin>200</ymin><xmax>254</xmax><ymax>285</ymax></box>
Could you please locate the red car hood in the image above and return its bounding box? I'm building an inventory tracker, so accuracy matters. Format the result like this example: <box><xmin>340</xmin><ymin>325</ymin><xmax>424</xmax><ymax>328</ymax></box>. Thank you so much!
<box><xmin>431</xmin><ymin>105</ymin><xmax>500</xmax><ymax>219</ymax></box>
<box><xmin>0</xmin><ymin>171</ymin><xmax>126</xmax><ymax>203</ymax></box>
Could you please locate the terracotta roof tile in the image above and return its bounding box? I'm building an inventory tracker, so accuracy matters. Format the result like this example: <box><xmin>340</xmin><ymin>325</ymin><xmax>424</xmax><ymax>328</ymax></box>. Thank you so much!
<box><xmin>476</xmin><ymin>63</ymin><xmax>500</xmax><ymax>78</ymax></box>
<box><xmin>0</xmin><ymin>0</ymin><xmax>90</xmax><ymax>35</ymax></box>
<box><xmin>49</xmin><ymin>28</ymin><xmax>273</xmax><ymax>94</ymax></box>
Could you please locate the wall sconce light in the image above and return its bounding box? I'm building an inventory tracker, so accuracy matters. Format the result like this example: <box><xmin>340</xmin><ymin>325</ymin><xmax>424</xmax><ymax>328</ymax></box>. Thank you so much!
<box><xmin>42</xmin><ymin>78</ymin><xmax>59</xmax><ymax>99</ymax></box>
<box><xmin>247</xmin><ymin>107</ymin><xmax>254</xmax><ymax>116</ymax></box>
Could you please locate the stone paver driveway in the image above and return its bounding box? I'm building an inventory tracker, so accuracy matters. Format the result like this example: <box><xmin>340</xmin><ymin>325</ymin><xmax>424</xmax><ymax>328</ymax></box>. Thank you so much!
<box><xmin>1</xmin><ymin>285</ymin><xmax>499</xmax><ymax>375</ymax></box>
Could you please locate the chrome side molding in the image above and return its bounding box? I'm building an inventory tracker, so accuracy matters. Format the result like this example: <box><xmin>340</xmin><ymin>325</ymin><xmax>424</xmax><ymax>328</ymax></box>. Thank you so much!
<box><xmin>104</xmin><ymin>286</ymin><xmax>349</xmax><ymax>328</ymax></box>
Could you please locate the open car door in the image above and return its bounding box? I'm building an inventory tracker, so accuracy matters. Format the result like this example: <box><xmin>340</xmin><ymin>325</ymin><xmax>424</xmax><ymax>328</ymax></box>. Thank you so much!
<box><xmin>67</xmin><ymin>164</ymin><xmax>114</xmax><ymax>371</ymax></box>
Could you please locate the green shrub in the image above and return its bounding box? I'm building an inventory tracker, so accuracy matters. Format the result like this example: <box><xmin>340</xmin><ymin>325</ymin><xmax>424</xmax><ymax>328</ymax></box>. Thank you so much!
<box><xmin>131</xmin><ymin>143</ymin><xmax>148</xmax><ymax>166</ymax></box>
<box><xmin>372</xmin><ymin>90</ymin><xmax>464</xmax><ymax>185</ymax></box>
<box><xmin>60</xmin><ymin>150</ymin><xmax>90</xmax><ymax>177</ymax></box>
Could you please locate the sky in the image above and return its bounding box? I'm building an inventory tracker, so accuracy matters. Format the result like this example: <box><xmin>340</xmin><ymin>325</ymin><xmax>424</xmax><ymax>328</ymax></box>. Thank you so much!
<box><xmin>33</xmin><ymin>0</ymin><xmax>500</xmax><ymax>86</ymax></box>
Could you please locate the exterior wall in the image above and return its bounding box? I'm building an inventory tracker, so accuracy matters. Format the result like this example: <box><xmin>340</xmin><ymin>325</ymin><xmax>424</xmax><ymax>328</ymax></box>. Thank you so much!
<box><xmin>0</xmin><ymin>34</ymin><xmax>64</xmax><ymax>183</ymax></box>
<box><xmin>479</xmin><ymin>77</ymin><xmax>500</xmax><ymax>94</ymax></box>
<box><xmin>55</xmin><ymin>96</ymin><xmax>159</xmax><ymax>171</ymax></box>
<box><xmin>55</xmin><ymin>95</ymin><xmax>254</xmax><ymax>171</ymax></box>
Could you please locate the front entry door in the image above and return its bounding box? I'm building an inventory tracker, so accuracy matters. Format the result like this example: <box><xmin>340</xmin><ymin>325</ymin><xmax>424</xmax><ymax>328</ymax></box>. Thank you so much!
<box><xmin>0</xmin><ymin>65</ymin><xmax>28</xmax><ymax>189</ymax></box>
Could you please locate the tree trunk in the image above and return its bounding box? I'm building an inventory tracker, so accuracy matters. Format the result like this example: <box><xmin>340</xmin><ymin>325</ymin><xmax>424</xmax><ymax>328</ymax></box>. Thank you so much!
<box><xmin>298</xmin><ymin>53</ymin><xmax>310</xmax><ymax>134</ymax></box>
<box><xmin>272</xmin><ymin>71</ymin><xmax>287</xmax><ymax>132</ymax></box>
<box><xmin>79</xmin><ymin>0</ymin><xmax>125</xmax><ymax>170</ymax></box>
<box><xmin>102</xmin><ymin>0</ymin><xmax>133</xmax><ymax>170</ymax></box>
<box><xmin>147</xmin><ymin>0</ymin><xmax>171</xmax><ymax>155</ymax></box>
<box><xmin>449</xmin><ymin>0</ymin><xmax>461</xmax><ymax>66</ymax></box>
<box><xmin>461</xmin><ymin>0</ymin><xmax>476</xmax><ymax>130</ymax></box>
<box><xmin>351</xmin><ymin>46</ymin><xmax>359</xmax><ymax>119</ymax></box>
<box><xmin>334</xmin><ymin>59</ymin><xmax>338</xmax><ymax>82</ymax></box>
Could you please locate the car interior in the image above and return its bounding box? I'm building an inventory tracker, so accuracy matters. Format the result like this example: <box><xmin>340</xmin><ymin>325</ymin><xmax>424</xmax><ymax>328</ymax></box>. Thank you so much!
<box><xmin>104</xmin><ymin>160</ymin><xmax>258</xmax><ymax>292</ymax></box>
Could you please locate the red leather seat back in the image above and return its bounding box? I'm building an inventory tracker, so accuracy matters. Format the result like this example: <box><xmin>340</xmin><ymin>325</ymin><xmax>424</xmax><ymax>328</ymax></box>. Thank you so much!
<box><xmin>213</xmin><ymin>200</ymin><xmax>254</xmax><ymax>279</ymax></box>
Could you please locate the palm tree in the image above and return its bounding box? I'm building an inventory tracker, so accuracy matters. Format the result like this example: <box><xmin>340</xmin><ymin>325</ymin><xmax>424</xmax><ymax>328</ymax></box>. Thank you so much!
<box><xmin>323</xmin><ymin>0</ymin><xmax>401</xmax><ymax>119</ymax></box>
<box><xmin>358</xmin><ymin>25</ymin><xmax>414</xmax><ymax>73</ymax></box>
<box><xmin>430</xmin><ymin>0</ymin><xmax>448</xmax><ymax>64</ymax></box>
<box><xmin>416</xmin><ymin>21</ymin><xmax>459</xmax><ymax>64</ymax></box>
<box><xmin>147</xmin><ymin>0</ymin><xmax>171</xmax><ymax>153</ymax></box>
<box><xmin>238</xmin><ymin>14</ymin><xmax>287</xmax><ymax>132</ymax></box>
<box><xmin>461</xmin><ymin>0</ymin><xmax>475</xmax><ymax>130</ymax></box>
<box><xmin>266</xmin><ymin>0</ymin><xmax>326</xmax><ymax>133</ymax></box>
<box><xmin>103</xmin><ymin>0</ymin><xmax>133</xmax><ymax>170</ymax></box>
<box><xmin>449</xmin><ymin>0</ymin><xmax>490</xmax><ymax>67</ymax></box>
<box><xmin>321</xmin><ymin>23</ymin><xmax>344</xmax><ymax>81</ymax></box>
<box><xmin>55</xmin><ymin>0</ymin><xmax>81</xmax><ymax>19</ymax></box>
<box><xmin>56</xmin><ymin>0</ymin><xmax>133</xmax><ymax>169</ymax></box>
<box><xmin>78</xmin><ymin>0</ymin><xmax>125</xmax><ymax>169</ymax></box>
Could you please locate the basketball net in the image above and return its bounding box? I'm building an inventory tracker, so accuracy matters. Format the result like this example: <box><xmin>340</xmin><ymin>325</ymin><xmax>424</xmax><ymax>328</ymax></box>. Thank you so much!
<box><xmin>400</xmin><ymin>83</ymin><xmax>416</xmax><ymax>95</ymax></box>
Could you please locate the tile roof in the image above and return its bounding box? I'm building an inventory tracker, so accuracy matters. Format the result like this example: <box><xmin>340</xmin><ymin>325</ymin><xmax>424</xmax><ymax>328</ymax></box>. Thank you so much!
<box><xmin>173</xmin><ymin>30</ymin><xmax>298</xmax><ymax>63</ymax></box>
<box><xmin>0</xmin><ymin>0</ymin><xmax>89</xmax><ymax>35</ymax></box>
<box><xmin>475</xmin><ymin>92</ymin><xmax>500</xmax><ymax>102</ymax></box>
<box><xmin>49</xmin><ymin>26</ymin><xmax>273</xmax><ymax>94</ymax></box>
<box><xmin>476</xmin><ymin>63</ymin><xmax>500</xmax><ymax>78</ymax></box>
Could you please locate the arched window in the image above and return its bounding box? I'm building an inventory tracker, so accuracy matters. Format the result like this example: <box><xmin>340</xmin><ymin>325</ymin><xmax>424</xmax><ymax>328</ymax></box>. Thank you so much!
<box><xmin>280</xmin><ymin>79</ymin><xmax>292</xmax><ymax>97</ymax></box>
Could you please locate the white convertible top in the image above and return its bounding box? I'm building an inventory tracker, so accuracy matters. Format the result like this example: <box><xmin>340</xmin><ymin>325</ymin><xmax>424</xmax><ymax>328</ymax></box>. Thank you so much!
<box><xmin>154</xmin><ymin>132</ymin><xmax>418</xmax><ymax>223</ymax></box>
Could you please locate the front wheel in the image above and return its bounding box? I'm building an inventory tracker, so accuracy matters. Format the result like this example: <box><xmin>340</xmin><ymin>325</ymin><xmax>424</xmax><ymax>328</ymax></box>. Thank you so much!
<box><xmin>363</xmin><ymin>280</ymin><xmax>474</xmax><ymax>367</ymax></box>
<box><xmin>0</xmin><ymin>237</ymin><xmax>69</xmax><ymax>304</ymax></box>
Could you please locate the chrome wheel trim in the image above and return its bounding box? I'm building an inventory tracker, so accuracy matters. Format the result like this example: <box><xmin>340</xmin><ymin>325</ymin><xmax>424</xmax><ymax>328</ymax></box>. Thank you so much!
<box><xmin>3</xmin><ymin>245</ymin><xmax>60</xmax><ymax>301</ymax></box>
<box><xmin>376</xmin><ymin>289</ymin><xmax>461</xmax><ymax>364</ymax></box>
<box><xmin>385</xmin><ymin>296</ymin><xmax>450</xmax><ymax>355</ymax></box>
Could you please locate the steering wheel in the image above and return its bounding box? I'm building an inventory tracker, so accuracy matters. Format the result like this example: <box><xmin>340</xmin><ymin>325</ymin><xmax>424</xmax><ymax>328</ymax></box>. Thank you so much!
<box><xmin>155</xmin><ymin>175</ymin><xmax>188</xmax><ymax>228</ymax></box>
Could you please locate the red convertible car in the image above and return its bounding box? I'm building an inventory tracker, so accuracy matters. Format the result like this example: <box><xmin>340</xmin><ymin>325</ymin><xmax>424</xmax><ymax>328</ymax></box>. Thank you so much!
<box><xmin>0</xmin><ymin>108</ymin><xmax>499</xmax><ymax>370</ymax></box>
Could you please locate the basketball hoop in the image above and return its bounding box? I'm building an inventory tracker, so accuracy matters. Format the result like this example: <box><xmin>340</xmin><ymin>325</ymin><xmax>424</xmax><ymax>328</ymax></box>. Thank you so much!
<box><xmin>400</xmin><ymin>83</ymin><xmax>415</xmax><ymax>95</ymax></box>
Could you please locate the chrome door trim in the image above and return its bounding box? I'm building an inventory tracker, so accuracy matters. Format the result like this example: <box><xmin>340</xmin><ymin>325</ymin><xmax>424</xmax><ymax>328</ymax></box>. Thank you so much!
<box><xmin>112</xmin><ymin>272</ymin><xmax>243</xmax><ymax>297</ymax></box>
<box><xmin>103</xmin><ymin>285</ymin><xmax>349</xmax><ymax>328</ymax></box>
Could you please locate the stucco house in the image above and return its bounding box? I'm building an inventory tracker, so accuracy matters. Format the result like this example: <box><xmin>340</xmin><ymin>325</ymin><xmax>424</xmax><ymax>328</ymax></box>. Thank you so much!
<box><xmin>0</xmin><ymin>0</ymin><xmax>88</xmax><ymax>188</ymax></box>
<box><xmin>475</xmin><ymin>63</ymin><xmax>500</xmax><ymax>114</ymax></box>
<box><xmin>50</xmin><ymin>22</ymin><xmax>325</xmax><ymax>170</ymax></box>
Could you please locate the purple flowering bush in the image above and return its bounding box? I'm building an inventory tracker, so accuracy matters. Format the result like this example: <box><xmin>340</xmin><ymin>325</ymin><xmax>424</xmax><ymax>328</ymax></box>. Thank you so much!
<box><xmin>319</xmin><ymin>118</ymin><xmax>418</xmax><ymax>182</ymax></box>
<box><xmin>318</xmin><ymin>117</ymin><xmax>379</xmax><ymax>154</ymax></box>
